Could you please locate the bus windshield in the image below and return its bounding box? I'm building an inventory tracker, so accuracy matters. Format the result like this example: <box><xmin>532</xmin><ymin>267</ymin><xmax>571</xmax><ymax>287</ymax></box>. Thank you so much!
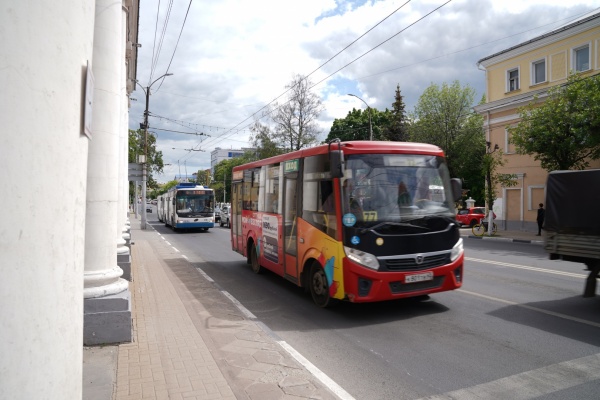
<box><xmin>175</xmin><ymin>190</ymin><xmax>214</xmax><ymax>217</ymax></box>
<box><xmin>341</xmin><ymin>153</ymin><xmax>454</xmax><ymax>230</ymax></box>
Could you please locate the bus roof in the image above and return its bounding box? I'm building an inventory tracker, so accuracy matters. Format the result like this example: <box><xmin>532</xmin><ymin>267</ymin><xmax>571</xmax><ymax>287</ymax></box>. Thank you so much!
<box><xmin>232</xmin><ymin>141</ymin><xmax>444</xmax><ymax>172</ymax></box>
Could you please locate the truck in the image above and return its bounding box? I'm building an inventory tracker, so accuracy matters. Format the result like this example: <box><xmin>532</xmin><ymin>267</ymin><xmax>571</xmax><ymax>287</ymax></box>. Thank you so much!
<box><xmin>544</xmin><ymin>169</ymin><xmax>600</xmax><ymax>297</ymax></box>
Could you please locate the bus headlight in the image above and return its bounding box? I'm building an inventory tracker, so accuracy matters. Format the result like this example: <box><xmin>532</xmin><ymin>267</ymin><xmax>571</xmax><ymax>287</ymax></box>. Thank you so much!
<box><xmin>450</xmin><ymin>238</ymin><xmax>463</xmax><ymax>262</ymax></box>
<box><xmin>344</xmin><ymin>246</ymin><xmax>380</xmax><ymax>270</ymax></box>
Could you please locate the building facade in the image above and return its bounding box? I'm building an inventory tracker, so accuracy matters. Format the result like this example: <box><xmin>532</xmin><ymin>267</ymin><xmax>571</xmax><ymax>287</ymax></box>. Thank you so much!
<box><xmin>210</xmin><ymin>147</ymin><xmax>251</xmax><ymax>176</ymax></box>
<box><xmin>474</xmin><ymin>11</ymin><xmax>600</xmax><ymax>231</ymax></box>
<box><xmin>1</xmin><ymin>1</ymin><xmax>139</xmax><ymax>397</ymax></box>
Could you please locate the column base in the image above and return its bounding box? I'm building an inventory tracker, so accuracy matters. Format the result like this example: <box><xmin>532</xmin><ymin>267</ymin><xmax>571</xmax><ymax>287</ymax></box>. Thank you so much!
<box><xmin>83</xmin><ymin>289</ymin><xmax>132</xmax><ymax>345</ymax></box>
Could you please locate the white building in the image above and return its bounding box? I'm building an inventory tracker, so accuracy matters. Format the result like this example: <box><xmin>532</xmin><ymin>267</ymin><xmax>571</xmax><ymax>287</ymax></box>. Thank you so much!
<box><xmin>210</xmin><ymin>147</ymin><xmax>253</xmax><ymax>175</ymax></box>
<box><xmin>1</xmin><ymin>1</ymin><xmax>139</xmax><ymax>398</ymax></box>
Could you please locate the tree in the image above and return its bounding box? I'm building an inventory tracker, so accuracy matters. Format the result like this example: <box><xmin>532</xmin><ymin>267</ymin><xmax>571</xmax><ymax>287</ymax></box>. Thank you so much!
<box><xmin>272</xmin><ymin>74</ymin><xmax>323</xmax><ymax>151</ymax></box>
<box><xmin>509</xmin><ymin>73</ymin><xmax>600</xmax><ymax>171</ymax></box>
<box><xmin>483</xmin><ymin>146</ymin><xmax>517</xmax><ymax>217</ymax></box>
<box><xmin>213</xmin><ymin>157</ymin><xmax>249</xmax><ymax>204</ymax></box>
<box><xmin>409</xmin><ymin>81</ymin><xmax>486</xmax><ymax>204</ymax></box>
<box><xmin>249</xmin><ymin>120</ymin><xmax>285</xmax><ymax>160</ymax></box>
<box><xmin>324</xmin><ymin>107</ymin><xmax>391</xmax><ymax>143</ymax></box>
<box><xmin>382</xmin><ymin>84</ymin><xmax>409</xmax><ymax>142</ymax></box>
<box><xmin>128</xmin><ymin>129</ymin><xmax>165</xmax><ymax>190</ymax></box>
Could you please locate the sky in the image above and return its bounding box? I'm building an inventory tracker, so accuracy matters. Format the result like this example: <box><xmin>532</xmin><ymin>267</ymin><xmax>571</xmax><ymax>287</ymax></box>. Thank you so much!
<box><xmin>128</xmin><ymin>0</ymin><xmax>600</xmax><ymax>183</ymax></box>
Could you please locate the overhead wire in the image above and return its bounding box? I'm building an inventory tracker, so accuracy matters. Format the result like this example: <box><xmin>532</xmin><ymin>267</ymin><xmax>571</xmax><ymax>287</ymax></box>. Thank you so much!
<box><xmin>154</xmin><ymin>0</ymin><xmax>193</xmax><ymax>92</ymax></box>
<box><xmin>182</xmin><ymin>0</ymin><xmax>453</xmax><ymax>158</ymax></box>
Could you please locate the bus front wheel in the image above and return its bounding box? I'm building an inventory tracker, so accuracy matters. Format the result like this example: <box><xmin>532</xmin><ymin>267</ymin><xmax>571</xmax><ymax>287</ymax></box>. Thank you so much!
<box><xmin>309</xmin><ymin>263</ymin><xmax>336</xmax><ymax>308</ymax></box>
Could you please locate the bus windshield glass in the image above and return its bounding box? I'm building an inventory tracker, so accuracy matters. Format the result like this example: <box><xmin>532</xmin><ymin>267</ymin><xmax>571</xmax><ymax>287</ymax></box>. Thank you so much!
<box><xmin>342</xmin><ymin>153</ymin><xmax>454</xmax><ymax>229</ymax></box>
<box><xmin>175</xmin><ymin>190</ymin><xmax>214</xmax><ymax>217</ymax></box>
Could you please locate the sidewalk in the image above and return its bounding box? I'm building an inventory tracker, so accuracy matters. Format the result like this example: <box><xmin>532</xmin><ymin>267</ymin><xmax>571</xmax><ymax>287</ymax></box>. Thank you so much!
<box><xmin>459</xmin><ymin>226</ymin><xmax>545</xmax><ymax>245</ymax></box>
<box><xmin>83</xmin><ymin>222</ymin><xmax>341</xmax><ymax>400</ymax></box>
<box><xmin>83</xmin><ymin>224</ymin><xmax>544</xmax><ymax>400</ymax></box>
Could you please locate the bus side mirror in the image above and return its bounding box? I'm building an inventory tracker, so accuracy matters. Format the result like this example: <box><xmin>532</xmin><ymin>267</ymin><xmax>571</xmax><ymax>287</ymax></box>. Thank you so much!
<box><xmin>330</xmin><ymin>150</ymin><xmax>344</xmax><ymax>178</ymax></box>
<box><xmin>451</xmin><ymin>178</ymin><xmax>462</xmax><ymax>202</ymax></box>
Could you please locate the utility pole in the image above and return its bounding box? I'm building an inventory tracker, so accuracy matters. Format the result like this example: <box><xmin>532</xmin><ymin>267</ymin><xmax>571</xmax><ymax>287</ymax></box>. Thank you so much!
<box><xmin>136</xmin><ymin>72</ymin><xmax>173</xmax><ymax>229</ymax></box>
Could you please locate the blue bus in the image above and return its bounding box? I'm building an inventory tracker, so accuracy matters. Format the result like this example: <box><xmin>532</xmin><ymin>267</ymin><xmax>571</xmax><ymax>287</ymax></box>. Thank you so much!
<box><xmin>159</xmin><ymin>183</ymin><xmax>216</xmax><ymax>231</ymax></box>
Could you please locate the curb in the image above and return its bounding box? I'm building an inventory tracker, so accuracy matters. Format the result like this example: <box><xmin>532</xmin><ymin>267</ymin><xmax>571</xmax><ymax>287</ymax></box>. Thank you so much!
<box><xmin>461</xmin><ymin>234</ymin><xmax>544</xmax><ymax>245</ymax></box>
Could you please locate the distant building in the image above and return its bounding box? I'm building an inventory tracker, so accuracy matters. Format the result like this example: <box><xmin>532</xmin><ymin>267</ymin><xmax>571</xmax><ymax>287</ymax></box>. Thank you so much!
<box><xmin>474</xmin><ymin>11</ymin><xmax>600</xmax><ymax>231</ymax></box>
<box><xmin>210</xmin><ymin>147</ymin><xmax>253</xmax><ymax>176</ymax></box>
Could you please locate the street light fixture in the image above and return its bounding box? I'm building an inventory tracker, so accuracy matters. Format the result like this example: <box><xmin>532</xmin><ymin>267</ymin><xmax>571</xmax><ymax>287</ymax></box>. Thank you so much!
<box><xmin>348</xmin><ymin>93</ymin><xmax>373</xmax><ymax>141</ymax></box>
<box><xmin>135</xmin><ymin>72</ymin><xmax>174</xmax><ymax>229</ymax></box>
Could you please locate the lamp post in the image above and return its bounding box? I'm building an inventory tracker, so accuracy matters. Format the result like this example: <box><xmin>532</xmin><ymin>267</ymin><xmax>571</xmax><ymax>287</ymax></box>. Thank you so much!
<box><xmin>485</xmin><ymin>141</ymin><xmax>499</xmax><ymax>237</ymax></box>
<box><xmin>348</xmin><ymin>93</ymin><xmax>373</xmax><ymax>141</ymax></box>
<box><xmin>135</xmin><ymin>73</ymin><xmax>173</xmax><ymax>229</ymax></box>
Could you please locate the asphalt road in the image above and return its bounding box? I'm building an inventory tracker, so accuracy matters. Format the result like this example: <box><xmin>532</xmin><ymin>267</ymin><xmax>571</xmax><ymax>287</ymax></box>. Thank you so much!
<box><xmin>145</xmin><ymin>209</ymin><xmax>600</xmax><ymax>400</ymax></box>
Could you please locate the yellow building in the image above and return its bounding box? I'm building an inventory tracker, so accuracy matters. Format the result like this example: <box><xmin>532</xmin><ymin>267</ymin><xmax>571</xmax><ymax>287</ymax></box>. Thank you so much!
<box><xmin>474</xmin><ymin>11</ymin><xmax>600</xmax><ymax>231</ymax></box>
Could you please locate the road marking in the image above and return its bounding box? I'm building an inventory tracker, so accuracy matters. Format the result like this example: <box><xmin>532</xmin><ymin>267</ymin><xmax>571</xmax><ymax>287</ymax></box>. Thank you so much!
<box><xmin>458</xmin><ymin>289</ymin><xmax>600</xmax><ymax>329</ymax></box>
<box><xmin>195</xmin><ymin>267</ymin><xmax>214</xmax><ymax>283</ymax></box>
<box><xmin>466</xmin><ymin>257</ymin><xmax>587</xmax><ymax>279</ymax></box>
<box><xmin>221</xmin><ymin>291</ymin><xmax>257</xmax><ymax>319</ymax></box>
<box><xmin>181</xmin><ymin>255</ymin><xmax>188</xmax><ymax>260</ymax></box>
<box><xmin>277</xmin><ymin>340</ymin><xmax>357</xmax><ymax>400</ymax></box>
<box><xmin>164</xmin><ymin>240</ymin><xmax>171</xmax><ymax>246</ymax></box>
<box><xmin>171</xmin><ymin>247</ymin><xmax>179</xmax><ymax>253</ymax></box>
<box><xmin>420</xmin><ymin>353</ymin><xmax>600</xmax><ymax>400</ymax></box>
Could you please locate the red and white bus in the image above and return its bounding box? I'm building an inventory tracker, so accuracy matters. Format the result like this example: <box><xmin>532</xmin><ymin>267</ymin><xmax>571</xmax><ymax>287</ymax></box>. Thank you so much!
<box><xmin>230</xmin><ymin>141</ymin><xmax>464</xmax><ymax>307</ymax></box>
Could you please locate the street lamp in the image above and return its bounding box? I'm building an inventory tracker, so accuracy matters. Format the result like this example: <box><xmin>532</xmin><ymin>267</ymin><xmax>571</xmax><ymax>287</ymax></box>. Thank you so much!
<box><xmin>135</xmin><ymin>72</ymin><xmax>173</xmax><ymax>229</ymax></box>
<box><xmin>348</xmin><ymin>93</ymin><xmax>373</xmax><ymax>141</ymax></box>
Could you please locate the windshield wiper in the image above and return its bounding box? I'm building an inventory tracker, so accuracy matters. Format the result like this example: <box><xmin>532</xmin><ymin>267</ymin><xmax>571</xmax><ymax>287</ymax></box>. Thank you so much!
<box><xmin>359</xmin><ymin>222</ymin><xmax>429</xmax><ymax>235</ymax></box>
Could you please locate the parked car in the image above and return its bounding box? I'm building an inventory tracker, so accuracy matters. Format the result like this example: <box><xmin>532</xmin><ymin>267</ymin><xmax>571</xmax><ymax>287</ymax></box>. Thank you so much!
<box><xmin>456</xmin><ymin>207</ymin><xmax>494</xmax><ymax>227</ymax></box>
<box><xmin>146</xmin><ymin>203</ymin><xmax>152</xmax><ymax>213</ymax></box>
<box><xmin>219</xmin><ymin>206</ymin><xmax>230</xmax><ymax>228</ymax></box>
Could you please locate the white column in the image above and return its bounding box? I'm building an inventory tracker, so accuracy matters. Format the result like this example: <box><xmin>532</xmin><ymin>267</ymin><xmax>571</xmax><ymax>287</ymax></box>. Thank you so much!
<box><xmin>0</xmin><ymin>3</ymin><xmax>94</xmax><ymax>399</ymax></box>
<box><xmin>83</xmin><ymin>0</ymin><xmax>130</xmax><ymax>344</ymax></box>
<box><xmin>117</xmin><ymin>4</ymin><xmax>132</xmax><ymax>280</ymax></box>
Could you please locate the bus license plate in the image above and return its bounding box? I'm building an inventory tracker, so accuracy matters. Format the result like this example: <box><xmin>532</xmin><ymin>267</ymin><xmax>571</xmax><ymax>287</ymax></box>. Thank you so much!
<box><xmin>405</xmin><ymin>272</ymin><xmax>433</xmax><ymax>283</ymax></box>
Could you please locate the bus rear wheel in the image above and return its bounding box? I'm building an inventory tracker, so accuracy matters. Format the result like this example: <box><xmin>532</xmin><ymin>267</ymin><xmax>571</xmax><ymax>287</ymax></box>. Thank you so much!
<box><xmin>309</xmin><ymin>263</ymin><xmax>336</xmax><ymax>308</ymax></box>
<box><xmin>250</xmin><ymin>243</ymin><xmax>263</xmax><ymax>274</ymax></box>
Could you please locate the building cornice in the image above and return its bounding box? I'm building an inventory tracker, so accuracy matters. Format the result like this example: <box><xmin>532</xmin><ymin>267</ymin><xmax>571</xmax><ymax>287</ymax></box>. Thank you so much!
<box><xmin>477</xmin><ymin>12</ymin><xmax>600</xmax><ymax>68</ymax></box>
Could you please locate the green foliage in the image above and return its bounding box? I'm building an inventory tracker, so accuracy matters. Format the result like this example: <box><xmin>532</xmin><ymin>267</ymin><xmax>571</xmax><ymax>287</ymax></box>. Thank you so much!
<box><xmin>250</xmin><ymin>121</ymin><xmax>286</xmax><ymax>159</ymax></box>
<box><xmin>483</xmin><ymin>149</ymin><xmax>518</xmax><ymax>212</ymax></box>
<box><xmin>509</xmin><ymin>73</ymin><xmax>600</xmax><ymax>171</ymax></box>
<box><xmin>409</xmin><ymin>81</ymin><xmax>486</xmax><ymax>204</ymax></box>
<box><xmin>212</xmin><ymin>157</ymin><xmax>248</xmax><ymax>203</ymax></box>
<box><xmin>382</xmin><ymin>84</ymin><xmax>409</xmax><ymax>142</ymax></box>
<box><xmin>324</xmin><ymin>108</ymin><xmax>392</xmax><ymax>143</ymax></box>
<box><xmin>128</xmin><ymin>129</ymin><xmax>164</xmax><ymax>189</ymax></box>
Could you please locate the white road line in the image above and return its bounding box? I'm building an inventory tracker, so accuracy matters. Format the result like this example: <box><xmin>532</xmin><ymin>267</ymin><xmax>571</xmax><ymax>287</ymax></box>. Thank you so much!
<box><xmin>221</xmin><ymin>291</ymin><xmax>257</xmax><ymax>319</ymax></box>
<box><xmin>420</xmin><ymin>353</ymin><xmax>600</xmax><ymax>400</ymax></box>
<box><xmin>458</xmin><ymin>289</ymin><xmax>600</xmax><ymax>329</ymax></box>
<box><xmin>191</xmin><ymin>262</ymin><xmax>353</xmax><ymax>400</ymax></box>
<box><xmin>466</xmin><ymin>257</ymin><xmax>587</xmax><ymax>279</ymax></box>
<box><xmin>181</xmin><ymin>255</ymin><xmax>189</xmax><ymax>260</ymax></box>
<box><xmin>164</xmin><ymin>240</ymin><xmax>171</xmax><ymax>246</ymax></box>
<box><xmin>195</xmin><ymin>267</ymin><xmax>214</xmax><ymax>283</ymax></box>
<box><xmin>277</xmin><ymin>340</ymin><xmax>356</xmax><ymax>400</ymax></box>
<box><xmin>172</xmin><ymin>247</ymin><xmax>179</xmax><ymax>252</ymax></box>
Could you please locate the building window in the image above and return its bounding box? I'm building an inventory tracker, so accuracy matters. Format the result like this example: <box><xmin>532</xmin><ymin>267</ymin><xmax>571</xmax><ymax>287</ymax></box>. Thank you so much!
<box><xmin>572</xmin><ymin>44</ymin><xmax>590</xmax><ymax>72</ymax></box>
<box><xmin>531</xmin><ymin>59</ymin><xmax>546</xmax><ymax>84</ymax></box>
<box><xmin>507</xmin><ymin>68</ymin><xmax>519</xmax><ymax>92</ymax></box>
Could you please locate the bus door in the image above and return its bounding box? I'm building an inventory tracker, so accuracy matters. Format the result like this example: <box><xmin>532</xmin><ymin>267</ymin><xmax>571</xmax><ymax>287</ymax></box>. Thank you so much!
<box><xmin>282</xmin><ymin>169</ymin><xmax>299</xmax><ymax>280</ymax></box>
<box><xmin>231</xmin><ymin>182</ymin><xmax>242</xmax><ymax>252</ymax></box>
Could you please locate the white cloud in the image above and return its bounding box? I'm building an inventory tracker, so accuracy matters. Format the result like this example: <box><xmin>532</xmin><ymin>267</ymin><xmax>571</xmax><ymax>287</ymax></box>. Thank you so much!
<box><xmin>129</xmin><ymin>0</ymin><xmax>599</xmax><ymax>183</ymax></box>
